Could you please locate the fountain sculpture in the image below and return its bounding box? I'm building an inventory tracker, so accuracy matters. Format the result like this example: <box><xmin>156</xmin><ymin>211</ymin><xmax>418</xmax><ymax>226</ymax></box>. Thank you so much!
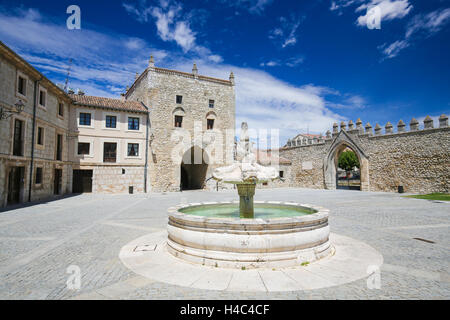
<box><xmin>167</xmin><ymin>122</ymin><xmax>332</xmax><ymax>268</ymax></box>
<box><xmin>212</xmin><ymin>122</ymin><xmax>278</xmax><ymax>218</ymax></box>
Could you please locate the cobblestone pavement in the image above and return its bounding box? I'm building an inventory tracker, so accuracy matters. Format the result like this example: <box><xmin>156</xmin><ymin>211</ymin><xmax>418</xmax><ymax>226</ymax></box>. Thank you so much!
<box><xmin>0</xmin><ymin>188</ymin><xmax>448</xmax><ymax>299</ymax></box>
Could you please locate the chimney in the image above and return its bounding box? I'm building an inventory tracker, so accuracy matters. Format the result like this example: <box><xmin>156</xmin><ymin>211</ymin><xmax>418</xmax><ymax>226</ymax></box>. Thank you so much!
<box><xmin>192</xmin><ymin>63</ymin><xmax>198</xmax><ymax>77</ymax></box>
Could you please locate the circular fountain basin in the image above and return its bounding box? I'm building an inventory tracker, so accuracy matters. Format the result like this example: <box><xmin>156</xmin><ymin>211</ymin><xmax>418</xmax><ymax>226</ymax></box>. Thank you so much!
<box><xmin>167</xmin><ymin>201</ymin><xmax>332</xmax><ymax>269</ymax></box>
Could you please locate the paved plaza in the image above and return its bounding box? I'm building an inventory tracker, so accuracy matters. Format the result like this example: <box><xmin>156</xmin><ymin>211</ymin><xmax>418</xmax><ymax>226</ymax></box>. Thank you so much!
<box><xmin>0</xmin><ymin>188</ymin><xmax>448</xmax><ymax>299</ymax></box>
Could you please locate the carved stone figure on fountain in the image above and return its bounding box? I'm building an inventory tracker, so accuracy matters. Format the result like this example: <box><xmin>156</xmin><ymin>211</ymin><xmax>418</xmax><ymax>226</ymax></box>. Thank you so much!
<box><xmin>212</xmin><ymin>122</ymin><xmax>278</xmax><ymax>185</ymax></box>
<box><xmin>212</xmin><ymin>122</ymin><xmax>278</xmax><ymax>217</ymax></box>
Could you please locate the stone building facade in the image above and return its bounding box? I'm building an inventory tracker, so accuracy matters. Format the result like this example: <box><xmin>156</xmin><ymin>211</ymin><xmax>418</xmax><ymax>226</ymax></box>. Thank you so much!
<box><xmin>286</xmin><ymin>133</ymin><xmax>325</xmax><ymax>147</ymax></box>
<box><xmin>125</xmin><ymin>58</ymin><xmax>236</xmax><ymax>192</ymax></box>
<box><xmin>68</xmin><ymin>94</ymin><xmax>150</xmax><ymax>194</ymax></box>
<box><xmin>280</xmin><ymin>117</ymin><xmax>450</xmax><ymax>193</ymax></box>
<box><xmin>0</xmin><ymin>42</ymin><xmax>236</xmax><ymax>207</ymax></box>
<box><xmin>1</xmin><ymin>39</ymin><xmax>448</xmax><ymax>207</ymax></box>
<box><xmin>0</xmin><ymin>41</ymin><xmax>72</xmax><ymax>207</ymax></box>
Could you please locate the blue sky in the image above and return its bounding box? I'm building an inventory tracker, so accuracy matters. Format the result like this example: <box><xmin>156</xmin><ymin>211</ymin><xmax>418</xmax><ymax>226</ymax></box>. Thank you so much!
<box><xmin>0</xmin><ymin>0</ymin><xmax>449</xmax><ymax>143</ymax></box>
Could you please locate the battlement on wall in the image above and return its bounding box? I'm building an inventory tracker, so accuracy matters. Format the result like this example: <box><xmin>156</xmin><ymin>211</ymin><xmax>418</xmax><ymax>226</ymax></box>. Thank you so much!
<box><xmin>285</xmin><ymin>114</ymin><xmax>449</xmax><ymax>148</ymax></box>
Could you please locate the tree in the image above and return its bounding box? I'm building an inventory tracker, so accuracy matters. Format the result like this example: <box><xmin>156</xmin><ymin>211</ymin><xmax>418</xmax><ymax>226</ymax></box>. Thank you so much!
<box><xmin>338</xmin><ymin>150</ymin><xmax>360</xmax><ymax>173</ymax></box>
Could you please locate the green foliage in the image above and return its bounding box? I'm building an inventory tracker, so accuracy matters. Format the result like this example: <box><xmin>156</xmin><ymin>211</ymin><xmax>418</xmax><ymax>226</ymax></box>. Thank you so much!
<box><xmin>338</xmin><ymin>150</ymin><xmax>360</xmax><ymax>172</ymax></box>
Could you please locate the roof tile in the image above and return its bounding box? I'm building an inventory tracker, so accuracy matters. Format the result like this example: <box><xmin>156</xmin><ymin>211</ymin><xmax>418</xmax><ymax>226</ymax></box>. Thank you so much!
<box><xmin>69</xmin><ymin>94</ymin><xmax>148</xmax><ymax>113</ymax></box>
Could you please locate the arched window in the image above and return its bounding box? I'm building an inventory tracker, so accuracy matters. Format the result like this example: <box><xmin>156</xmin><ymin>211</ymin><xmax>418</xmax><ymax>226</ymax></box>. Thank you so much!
<box><xmin>205</xmin><ymin>111</ymin><xmax>217</xmax><ymax>130</ymax></box>
<box><xmin>173</xmin><ymin>107</ymin><xmax>185</xmax><ymax>128</ymax></box>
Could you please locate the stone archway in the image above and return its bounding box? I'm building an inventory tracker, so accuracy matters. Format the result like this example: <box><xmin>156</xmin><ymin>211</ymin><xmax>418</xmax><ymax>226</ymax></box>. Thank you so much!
<box><xmin>324</xmin><ymin>131</ymin><xmax>369</xmax><ymax>191</ymax></box>
<box><xmin>180</xmin><ymin>146</ymin><xmax>209</xmax><ymax>190</ymax></box>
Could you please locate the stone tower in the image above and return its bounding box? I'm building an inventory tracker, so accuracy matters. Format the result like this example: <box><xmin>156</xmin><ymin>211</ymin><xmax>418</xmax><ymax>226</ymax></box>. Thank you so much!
<box><xmin>125</xmin><ymin>58</ymin><xmax>236</xmax><ymax>192</ymax></box>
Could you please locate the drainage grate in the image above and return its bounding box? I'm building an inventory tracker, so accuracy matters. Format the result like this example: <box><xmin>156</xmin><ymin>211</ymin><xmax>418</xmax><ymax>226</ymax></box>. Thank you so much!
<box><xmin>413</xmin><ymin>237</ymin><xmax>435</xmax><ymax>244</ymax></box>
<box><xmin>134</xmin><ymin>244</ymin><xmax>157</xmax><ymax>252</ymax></box>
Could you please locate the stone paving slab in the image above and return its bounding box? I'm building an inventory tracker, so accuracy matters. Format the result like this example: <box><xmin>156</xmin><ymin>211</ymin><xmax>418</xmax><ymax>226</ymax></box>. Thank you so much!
<box><xmin>0</xmin><ymin>188</ymin><xmax>448</xmax><ymax>299</ymax></box>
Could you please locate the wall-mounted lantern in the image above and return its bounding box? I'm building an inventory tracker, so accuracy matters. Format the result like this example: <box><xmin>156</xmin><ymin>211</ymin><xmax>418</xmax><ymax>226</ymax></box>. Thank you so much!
<box><xmin>0</xmin><ymin>100</ymin><xmax>25</xmax><ymax>120</ymax></box>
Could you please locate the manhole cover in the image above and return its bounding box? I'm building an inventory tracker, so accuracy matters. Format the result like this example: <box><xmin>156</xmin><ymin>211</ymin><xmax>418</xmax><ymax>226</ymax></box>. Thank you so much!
<box><xmin>134</xmin><ymin>244</ymin><xmax>157</xmax><ymax>252</ymax></box>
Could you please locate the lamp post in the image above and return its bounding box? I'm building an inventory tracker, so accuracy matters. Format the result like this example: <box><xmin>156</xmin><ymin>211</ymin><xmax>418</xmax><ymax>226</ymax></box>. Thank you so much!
<box><xmin>0</xmin><ymin>100</ymin><xmax>25</xmax><ymax>120</ymax></box>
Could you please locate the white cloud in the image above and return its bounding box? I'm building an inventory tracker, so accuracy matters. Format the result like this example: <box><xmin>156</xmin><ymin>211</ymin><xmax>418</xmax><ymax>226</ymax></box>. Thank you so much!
<box><xmin>0</xmin><ymin>6</ymin><xmax>354</xmax><ymax>143</ymax></box>
<box><xmin>378</xmin><ymin>40</ymin><xmax>409</xmax><ymax>59</ymax></box>
<box><xmin>356</xmin><ymin>0</ymin><xmax>412</xmax><ymax>27</ymax></box>
<box><xmin>124</xmin><ymin>38</ymin><xmax>147</xmax><ymax>50</ymax></box>
<box><xmin>269</xmin><ymin>15</ymin><xmax>303</xmax><ymax>49</ymax></box>
<box><xmin>124</xmin><ymin>1</ymin><xmax>196</xmax><ymax>52</ymax></box>
<box><xmin>380</xmin><ymin>8</ymin><xmax>450</xmax><ymax>59</ymax></box>
<box><xmin>329</xmin><ymin>1</ymin><xmax>412</xmax><ymax>26</ymax></box>
<box><xmin>172</xmin><ymin>21</ymin><xmax>196</xmax><ymax>52</ymax></box>
<box><xmin>208</xmin><ymin>55</ymin><xmax>224</xmax><ymax>63</ymax></box>
<box><xmin>285</xmin><ymin>56</ymin><xmax>304</xmax><ymax>67</ymax></box>
<box><xmin>259</xmin><ymin>56</ymin><xmax>304</xmax><ymax>68</ymax></box>
<box><xmin>124</xmin><ymin>0</ymin><xmax>218</xmax><ymax>58</ymax></box>
<box><xmin>260</xmin><ymin>61</ymin><xmax>279</xmax><ymax>67</ymax></box>
<box><xmin>0</xmin><ymin>7</ymin><xmax>169</xmax><ymax>96</ymax></box>
<box><xmin>219</xmin><ymin>0</ymin><xmax>273</xmax><ymax>15</ymax></box>
<box><xmin>175</xmin><ymin>61</ymin><xmax>346</xmax><ymax>141</ymax></box>
<box><xmin>405</xmin><ymin>8</ymin><xmax>450</xmax><ymax>38</ymax></box>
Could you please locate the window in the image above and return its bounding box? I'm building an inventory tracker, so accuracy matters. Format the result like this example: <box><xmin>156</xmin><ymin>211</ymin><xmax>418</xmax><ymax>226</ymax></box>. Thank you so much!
<box><xmin>39</xmin><ymin>90</ymin><xmax>46</xmax><ymax>107</ymax></box>
<box><xmin>37</xmin><ymin>127</ymin><xmax>44</xmax><ymax>146</ymax></box>
<box><xmin>103</xmin><ymin>142</ymin><xmax>117</xmax><ymax>163</ymax></box>
<box><xmin>106</xmin><ymin>115</ymin><xmax>117</xmax><ymax>128</ymax></box>
<box><xmin>128</xmin><ymin>117</ymin><xmax>139</xmax><ymax>130</ymax></box>
<box><xmin>35</xmin><ymin>168</ymin><xmax>43</xmax><ymax>185</ymax></box>
<box><xmin>176</xmin><ymin>95</ymin><xmax>183</xmax><ymax>104</ymax></box>
<box><xmin>209</xmin><ymin>100</ymin><xmax>214</xmax><ymax>108</ymax></box>
<box><xmin>127</xmin><ymin>143</ymin><xmax>139</xmax><ymax>157</ymax></box>
<box><xmin>79</xmin><ymin>113</ymin><xmax>91</xmax><ymax>126</ymax></box>
<box><xmin>56</xmin><ymin>134</ymin><xmax>63</xmax><ymax>161</ymax></box>
<box><xmin>17</xmin><ymin>76</ymin><xmax>26</xmax><ymax>96</ymax></box>
<box><xmin>58</xmin><ymin>103</ymin><xmax>64</xmax><ymax>117</ymax></box>
<box><xmin>77</xmin><ymin>142</ymin><xmax>90</xmax><ymax>155</ymax></box>
<box><xmin>279</xmin><ymin>171</ymin><xmax>284</xmax><ymax>178</ymax></box>
<box><xmin>13</xmin><ymin>119</ymin><xmax>24</xmax><ymax>156</ymax></box>
<box><xmin>174</xmin><ymin>115</ymin><xmax>183</xmax><ymax>128</ymax></box>
<box><xmin>207</xmin><ymin>119</ymin><xmax>214</xmax><ymax>130</ymax></box>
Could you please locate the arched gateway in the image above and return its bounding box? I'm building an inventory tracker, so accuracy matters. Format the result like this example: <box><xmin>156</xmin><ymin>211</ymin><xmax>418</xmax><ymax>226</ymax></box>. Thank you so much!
<box><xmin>324</xmin><ymin>131</ymin><xmax>370</xmax><ymax>191</ymax></box>
<box><xmin>180</xmin><ymin>146</ymin><xmax>209</xmax><ymax>190</ymax></box>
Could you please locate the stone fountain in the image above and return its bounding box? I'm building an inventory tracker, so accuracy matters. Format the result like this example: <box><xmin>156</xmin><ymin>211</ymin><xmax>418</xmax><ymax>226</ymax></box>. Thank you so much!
<box><xmin>212</xmin><ymin>122</ymin><xmax>278</xmax><ymax>218</ymax></box>
<box><xmin>166</xmin><ymin>123</ymin><xmax>333</xmax><ymax>269</ymax></box>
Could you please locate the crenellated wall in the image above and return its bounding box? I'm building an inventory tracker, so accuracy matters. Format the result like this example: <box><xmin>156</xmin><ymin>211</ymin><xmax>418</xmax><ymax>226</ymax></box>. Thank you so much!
<box><xmin>280</xmin><ymin>115</ymin><xmax>450</xmax><ymax>194</ymax></box>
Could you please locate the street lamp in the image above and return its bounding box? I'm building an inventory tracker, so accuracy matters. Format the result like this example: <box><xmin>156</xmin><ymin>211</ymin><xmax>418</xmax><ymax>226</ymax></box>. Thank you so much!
<box><xmin>0</xmin><ymin>100</ymin><xmax>25</xmax><ymax>120</ymax></box>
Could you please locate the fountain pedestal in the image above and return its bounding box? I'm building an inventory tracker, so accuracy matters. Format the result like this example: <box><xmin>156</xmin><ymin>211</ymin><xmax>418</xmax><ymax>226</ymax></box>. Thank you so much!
<box><xmin>167</xmin><ymin>201</ymin><xmax>332</xmax><ymax>269</ymax></box>
<box><xmin>236</xmin><ymin>183</ymin><xmax>256</xmax><ymax>218</ymax></box>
